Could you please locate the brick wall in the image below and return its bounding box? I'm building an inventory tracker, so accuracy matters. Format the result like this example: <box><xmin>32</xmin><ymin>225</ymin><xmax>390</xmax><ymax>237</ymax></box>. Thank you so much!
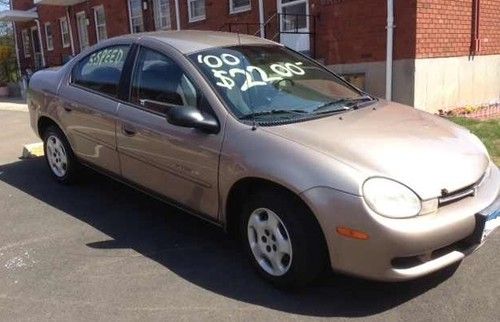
<box><xmin>177</xmin><ymin>0</ymin><xmax>270</xmax><ymax>34</ymax></box>
<box><xmin>480</xmin><ymin>0</ymin><xmax>500</xmax><ymax>55</ymax></box>
<box><xmin>178</xmin><ymin>0</ymin><xmax>412</xmax><ymax>65</ymax></box>
<box><xmin>416</xmin><ymin>0</ymin><xmax>500</xmax><ymax>58</ymax></box>
<box><xmin>67</xmin><ymin>0</ymin><xmax>130</xmax><ymax>53</ymax></box>
<box><xmin>12</xmin><ymin>0</ymin><xmax>500</xmax><ymax>73</ymax></box>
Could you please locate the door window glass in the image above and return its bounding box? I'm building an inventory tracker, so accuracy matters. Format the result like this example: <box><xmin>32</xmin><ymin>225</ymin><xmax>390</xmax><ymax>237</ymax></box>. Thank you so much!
<box><xmin>94</xmin><ymin>6</ymin><xmax>108</xmax><ymax>42</ymax></box>
<box><xmin>131</xmin><ymin>48</ymin><xmax>202</xmax><ymax>114</ymax></box>
<box><xmin>71</xmin><ymin>45</ymin><xmax>130</xmax><ymax>97</ymax></box>
<box><xmin>129</xmin><ymin>0</ymin><xmax>145</xmax><ymax>33</ymax></box>
<box><xmin>281</xmin><ymin>0</ymin><xmax>307</xmax><ymax>31</ymax></box>
<box><xmin>76</xmin><ymin>12</ymin><xmax>90</xmax><ymax>51</ymax></box>
<box><xmin>22</xmin><ymin>29</ymin><xmax>30</xmax><ymax>58</ymax></box>
<box><xmin>60</xmin><ymin>17</ymin><xmax>71</xmax><ymax>48</ymax></box>
<box><xmin>154</xmin><ymin>0</ymin><xmax>172</xmax><ymax>30</ymax></box>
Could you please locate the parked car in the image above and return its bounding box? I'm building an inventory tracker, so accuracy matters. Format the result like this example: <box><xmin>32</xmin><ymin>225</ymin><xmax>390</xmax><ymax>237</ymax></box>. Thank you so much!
<box><xmin>27</xmin><ymin>31</ymin><xmax>499</xmax><ymax>288</ymax></box>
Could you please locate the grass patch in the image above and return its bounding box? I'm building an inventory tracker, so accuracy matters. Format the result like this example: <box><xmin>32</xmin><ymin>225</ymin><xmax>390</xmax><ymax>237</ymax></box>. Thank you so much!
<box><xmin>450</xmin><ymin>117</ymin><xmax>500</xmax><ymax>165</ymax></box>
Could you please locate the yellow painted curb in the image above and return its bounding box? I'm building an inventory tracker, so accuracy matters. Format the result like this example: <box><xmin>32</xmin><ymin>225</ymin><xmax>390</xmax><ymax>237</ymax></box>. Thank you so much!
<box><xmin>22</xmin><ymin>142</ymin><xmax>44</xmax><ymax>159</ymax></box>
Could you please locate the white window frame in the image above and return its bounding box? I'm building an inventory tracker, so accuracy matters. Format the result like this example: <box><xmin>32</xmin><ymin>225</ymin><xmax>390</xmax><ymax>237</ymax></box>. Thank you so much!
<box><xmin>59</xmin><ymin>17</ymin><xmax>71</xmax><ymax>48</ymax></box>
<box><xmin>128</xmin><ymin>0</ymin><xmax>145</xmax><ymax>33</ymax></box>
<box><xmin>187</xmin><ymin>0</ymin><xmax>206</xmax><ymax>23</ymax></box>
<box><xmin>44</xmin><ymin>22</ymin><xmax>54</xmax><ymax>51</ymax></box>
<box><xmin>93</xmin><ymin>5</ymin><xmax>108</xmax><ymax>42</ymax></box>
<box><xmin>229</xmin><ymin>0</ymin><xmax>251</xmax><ymax>14</ymax></box>
<box><xmin>22</xmin><ymin>29</ymin><xmax>30</xmax><ymax>58</ymax></box>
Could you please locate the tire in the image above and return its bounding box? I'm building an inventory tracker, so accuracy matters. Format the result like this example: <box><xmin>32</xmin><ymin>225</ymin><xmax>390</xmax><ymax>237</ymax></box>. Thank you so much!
<box><xmin>240</xmin><ymin>186</ymin><xmax>327</xmax><ymax>288</ymax></box>
<box><xmin>42</xmin><ymin>125</ymin><xmax>79</xmax><ymax>184</ymax></box>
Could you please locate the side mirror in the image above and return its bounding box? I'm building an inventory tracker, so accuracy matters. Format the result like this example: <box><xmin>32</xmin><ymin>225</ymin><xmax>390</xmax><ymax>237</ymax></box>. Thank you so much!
<box><xmin>166</xmin><ymin>106</ymin><xmax>220</xmax><ymax>134</ymax></box>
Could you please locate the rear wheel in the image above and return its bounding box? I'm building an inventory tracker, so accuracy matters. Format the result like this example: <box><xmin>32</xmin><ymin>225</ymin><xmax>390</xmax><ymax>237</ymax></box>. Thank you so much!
<box><xmin>43</xmin><ymin>126</ymin><xmax>79</xmax><ymax>184</ymax></box>
<box><xmin>240</xmin><ymin>187</ymin><xmax>327</xmax><ymax>288</ymax></box>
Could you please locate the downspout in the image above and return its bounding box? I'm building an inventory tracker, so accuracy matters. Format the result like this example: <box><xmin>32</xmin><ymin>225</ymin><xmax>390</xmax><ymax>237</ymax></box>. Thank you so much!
<box><xmin>174</xmin><ymin>0</ymin><xmax>181</xmax><ymax>30</ymax></box>
<box><xmin>66</xmin><ymin>7</ymin><xmax>75</xmax><ymax>56</ymax></box>
<box><xmin>385</xmin><ymin>0</ymin><xmax>394</xmax><ymax>101</ymax></box>
<box><xmin>258</xmin><ymin>0</ymin><xmax>265</xmax><ymax>38</ymax></box>
<box><xmin>35</xmin><ymin>19</ymin><xmax>46</xmax><ymax>67</ymax></box>
<box><xmin>471</xmin><ymin>0</ymin><xmax>480</xmax><ymax>55</ymax></box>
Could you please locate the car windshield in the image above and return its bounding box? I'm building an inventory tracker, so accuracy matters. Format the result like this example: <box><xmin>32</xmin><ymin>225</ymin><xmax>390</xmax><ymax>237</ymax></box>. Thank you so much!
<box><xmin>188</xmin><ymin>45</ymin><xmax>374</xmax><ymax>123</ymax></box>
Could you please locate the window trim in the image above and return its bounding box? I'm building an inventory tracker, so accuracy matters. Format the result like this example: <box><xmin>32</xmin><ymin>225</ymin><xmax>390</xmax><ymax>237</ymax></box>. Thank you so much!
<box><xmin>93</xmin><ymin>5</ymin><xmax>108</xmax><ymax>42</ymax></box>
<box><xmin>59</xmin><ymin>17</ymin><xmax>71</xmax><ymax>48</ymax></box>
<box><xmin>229</xmin><ymin>0</ymin><xmax>251</xmax><ymax>14</ymax></box>
<box><xmin>21</xmin><ymin>29</ymin><xmax>30</xmax><ymax>58</ymax></box>
<box><xmin>187</xmin><ymin>0</ymin><xmax>206</xmax><ymax>23</ymax></box>
<box><xmin>44</xmin><ymin>22</ymin><xmax>54</xmax><ymax>51</ymax></box>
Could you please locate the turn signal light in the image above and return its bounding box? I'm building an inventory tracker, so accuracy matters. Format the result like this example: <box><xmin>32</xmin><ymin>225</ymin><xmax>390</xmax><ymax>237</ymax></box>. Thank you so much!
<box><xmin>336</xmin><ymin>227</ymin><xmax>369</xmax><ymax>240</ymax></box>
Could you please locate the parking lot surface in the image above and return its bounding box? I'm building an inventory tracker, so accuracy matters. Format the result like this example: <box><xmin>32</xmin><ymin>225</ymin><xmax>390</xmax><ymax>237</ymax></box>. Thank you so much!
<box><xmin>0</xmin><ymin>109</ymin><xmax>499</xmax><ymax>322</ymax></box>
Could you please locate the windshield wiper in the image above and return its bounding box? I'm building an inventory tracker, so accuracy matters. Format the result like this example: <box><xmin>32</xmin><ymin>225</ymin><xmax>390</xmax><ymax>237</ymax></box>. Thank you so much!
<box><xmin>313</xmin><ymin>96</ymin><xmax>376</xmax><ymax>115</ymax></box>
<box><xmin>240</xmin><ymin>109</ymin><xmax>309</xmax><ymax>120</ymax></box>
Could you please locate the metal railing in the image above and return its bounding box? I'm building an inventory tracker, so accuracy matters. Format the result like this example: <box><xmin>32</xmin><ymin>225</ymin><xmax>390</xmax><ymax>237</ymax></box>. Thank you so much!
<box><xmin>218</xmin><ymin>12</ymin><xmax>317</xmax><ymax>58</ymax></box>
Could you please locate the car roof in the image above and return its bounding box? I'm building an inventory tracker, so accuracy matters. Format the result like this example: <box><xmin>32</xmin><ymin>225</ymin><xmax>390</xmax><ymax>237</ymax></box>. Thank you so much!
<box><xmin>116</xmin><ymin>30</ymin><xmax>279</xmax><ymax>54</ymax></box>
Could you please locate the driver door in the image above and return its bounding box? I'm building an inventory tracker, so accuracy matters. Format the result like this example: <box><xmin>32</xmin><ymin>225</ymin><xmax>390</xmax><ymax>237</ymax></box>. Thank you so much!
<box><xmin>116</xmin><ymin>46</ymin><xmax>223</xmax><ymax>219</ymax></box>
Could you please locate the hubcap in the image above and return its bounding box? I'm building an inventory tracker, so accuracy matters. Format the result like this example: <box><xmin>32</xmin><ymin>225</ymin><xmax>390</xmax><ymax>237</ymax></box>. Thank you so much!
<box><xmin>46</xmin><ymin>135</ymin><xmax>68</xmax><ymax>178</ymax></box>
<box><xmin>247</xmin><ymin>208</ymin><xmax>293</xmax><ymax>276</ymax></box>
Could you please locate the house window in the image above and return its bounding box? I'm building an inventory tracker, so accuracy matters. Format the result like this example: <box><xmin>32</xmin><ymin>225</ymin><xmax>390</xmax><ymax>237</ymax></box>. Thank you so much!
<box><xmin>128</xmin><ymin>0</ymin><xmax>145</xmax><ymax>33</ymax></box>
<box><xmin>154</xmin><ymin>0</ymin><xmax>172</xmax><ymax>30</ymax></box>
<box><xmin>45</xmin><ymin>23</ymin><xmax>54</xmax><ymax>51</ymax></box>
<box><xmin>94</xmin><ymin>5</ymin><xmax>108</xmax><ymax>41</ymax></box>
<box><xmin>60</xmin><ymin>17</ymin><xmax>71</xmax><ymax>48</ymax></box>
<box><xmin>230</xmin><ymin>0</ymin><xmax>251</xmax><ymax>14</ymax></box>
<box><xmin>22</xmin><ymin>29</ymin><xmax>30</xmax><ymax>57</ymax></box>
<box><xmin>187</xmin><ymin>0</ymin><xmax>205</xmax><ymax>22</ymax></box>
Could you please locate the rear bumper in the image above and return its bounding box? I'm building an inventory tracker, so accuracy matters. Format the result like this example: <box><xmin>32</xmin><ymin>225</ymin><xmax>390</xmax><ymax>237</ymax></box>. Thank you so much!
<box><xmin>301</xmin><ymin>163</ymin><xmax>500</xmax><ymax>281</ymax></box>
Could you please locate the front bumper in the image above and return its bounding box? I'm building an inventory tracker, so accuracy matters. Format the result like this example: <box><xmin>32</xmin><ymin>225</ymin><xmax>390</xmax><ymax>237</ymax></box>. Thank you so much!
<box><xmin>301</xmin><ymin>163</ymin><xmax>500</xmax><ymax>281</ymax></box>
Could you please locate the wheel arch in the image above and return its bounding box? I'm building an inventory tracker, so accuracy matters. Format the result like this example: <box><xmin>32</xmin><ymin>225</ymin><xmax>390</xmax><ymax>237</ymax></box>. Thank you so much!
<box><xmin>225</xmin><ymin>177</ymin><xmax>329</xmax><ymax>256</ymax></box>
<box><xmin>37</xmin><ymin>115</ymin><xmax>62</xmax><ymax>138</ymax></box>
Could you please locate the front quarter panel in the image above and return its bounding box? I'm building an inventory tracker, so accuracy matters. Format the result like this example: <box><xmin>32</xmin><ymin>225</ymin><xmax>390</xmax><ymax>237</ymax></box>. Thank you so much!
<box><xmin>219</xmin><ymin>117</ymin><xmax>365</xmax><ymax>222</ymax></box>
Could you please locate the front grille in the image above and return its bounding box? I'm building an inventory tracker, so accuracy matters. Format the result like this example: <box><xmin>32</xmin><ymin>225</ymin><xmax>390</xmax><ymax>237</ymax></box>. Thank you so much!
<box><xmin>438</xmin><ymin>172</ymin><xmax>486</xmax><ymax>207</ymax></box>
<box><xmin>438</xmin><ymin>184</ymin><xmax>476</xmax><ymax>206</ymax></box>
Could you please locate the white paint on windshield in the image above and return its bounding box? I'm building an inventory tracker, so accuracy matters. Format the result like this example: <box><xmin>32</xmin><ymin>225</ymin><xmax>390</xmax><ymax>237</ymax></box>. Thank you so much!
<box><xmin>196</xmin><ymin>53</ymin><xmax>306</xmax><ymax>91</ymax></box>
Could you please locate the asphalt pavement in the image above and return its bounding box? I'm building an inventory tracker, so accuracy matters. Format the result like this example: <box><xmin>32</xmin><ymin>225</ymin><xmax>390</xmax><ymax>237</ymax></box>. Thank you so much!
<box><xmin>0</xmin><ymin>108</ymin><xmax>498</xmax><ymax>322</ymax></box>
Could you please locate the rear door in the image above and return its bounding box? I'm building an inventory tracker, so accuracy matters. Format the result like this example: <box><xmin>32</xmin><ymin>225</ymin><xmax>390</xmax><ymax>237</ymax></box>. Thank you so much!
<box><xmin>58</xmin><ymin>44</ymin><xmax>132</xmax><ymax>174</ymax></box>
<box><xmin>116</xmin><ymin>44</ymin><xmax>224</xmax><ymax>219</ymax></box>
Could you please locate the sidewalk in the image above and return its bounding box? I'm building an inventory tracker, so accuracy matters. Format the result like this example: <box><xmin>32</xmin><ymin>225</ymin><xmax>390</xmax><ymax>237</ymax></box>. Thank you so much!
<box><xmin>0</xmin><ymin>98</ymin><xmax>28</xmax><ymax>112</ymax></box>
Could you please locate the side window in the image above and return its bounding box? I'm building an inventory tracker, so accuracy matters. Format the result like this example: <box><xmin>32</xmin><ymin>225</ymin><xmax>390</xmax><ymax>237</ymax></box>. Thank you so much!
<box><xmin>131</xmin><ymin>48</ymin><xmax>202</xmax><ymax>114</ymax></box>
<box><xmin>71</xmin><ymin>45</ymin><xmax>130</xmax><ymax>97</ymax></box>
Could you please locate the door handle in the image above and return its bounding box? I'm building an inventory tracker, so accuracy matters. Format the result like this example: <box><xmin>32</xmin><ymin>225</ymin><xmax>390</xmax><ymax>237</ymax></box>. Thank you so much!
<box><xmin>63</xmin><ymin>106</ymin><xmax>72</xmax><ymax>112</ymax></box>
<box><xmin>122</xmin><ymin>124</ymin><xmax>137</xmax><ymax>136</ymax></box>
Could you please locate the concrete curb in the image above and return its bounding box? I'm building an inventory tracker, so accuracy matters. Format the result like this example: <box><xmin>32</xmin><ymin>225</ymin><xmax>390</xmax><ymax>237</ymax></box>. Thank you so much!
<box><xmin>0</xmin><ymin>104</ymin><xmax>28</xmax><ymax>112</ymax></box>
<box><xmin>22</xmin><ymin>142</ymin><xmax>44</xmax><ymax>159</ymax></box>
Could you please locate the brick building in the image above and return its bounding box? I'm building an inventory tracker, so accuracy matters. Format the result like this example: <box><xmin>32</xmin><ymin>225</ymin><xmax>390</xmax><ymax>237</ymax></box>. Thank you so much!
<box><xmin>1</xmin><ymin>0</ymin><xmax>499</xmax><ymax>112</ymax></box>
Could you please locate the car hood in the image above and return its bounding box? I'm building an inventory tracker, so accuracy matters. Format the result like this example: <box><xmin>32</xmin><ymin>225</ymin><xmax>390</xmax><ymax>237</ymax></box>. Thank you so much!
<box><xmin>263</xmin><ymin>100</ymin><xmax>490</xmax><ymax>199</ymax></box>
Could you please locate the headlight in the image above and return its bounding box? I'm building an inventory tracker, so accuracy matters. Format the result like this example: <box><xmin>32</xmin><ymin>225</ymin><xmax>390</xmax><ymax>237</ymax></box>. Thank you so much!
<box><xmin>363</xmin><ymin>177</ymin><xmax>421</xmax><ymax>218</ymax></box>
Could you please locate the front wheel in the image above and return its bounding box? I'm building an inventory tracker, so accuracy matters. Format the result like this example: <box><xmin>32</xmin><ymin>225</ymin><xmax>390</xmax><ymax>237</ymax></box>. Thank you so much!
<box><xmin>240</xmin><ymin>188</ymin><xmax>327</xmax><ymax>288</ymax></box>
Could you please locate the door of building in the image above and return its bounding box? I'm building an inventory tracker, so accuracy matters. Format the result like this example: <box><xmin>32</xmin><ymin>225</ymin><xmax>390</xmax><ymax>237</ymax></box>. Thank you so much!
<box><xmin>76</xmin><ymin>11</ymin><xmax>90</xmax><ymax>51</ymax></box>
<box><xmin>278</xmin><ymin>0</ymin><xmax>310</xmax><ymax>54</ymax></box>
<box><xmin>30</xmin><ymin>27</ymin><xmax>42</xmax><ymax>69</ymax></box>
<box><xmin>154</xmin><ymin>0</ymin><xmax>172</xmax><ymax>30</ymax></box>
